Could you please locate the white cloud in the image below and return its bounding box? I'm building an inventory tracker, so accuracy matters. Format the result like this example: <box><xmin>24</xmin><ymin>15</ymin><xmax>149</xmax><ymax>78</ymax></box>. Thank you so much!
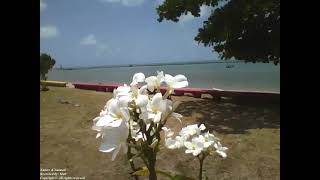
<box><xmin>179</xmin><ymin>5</ymin><xmax>211</xmax><ymax>23</ymax></box>
<box><xmin>40</xmin><ymin>25</ymin><xmax>59</xmax><ymax>39</ymax></box>
<box><xmin>96</xmin><ymin>44</ymin><xmax>113</xmax><ymax>56</ymax></box>
<box><xmin>40</xmin><ymin>0</ymin><xmax>47</xmax><ymax>12</ymax></box>
<box><xmin>80</xmin><ymin>34</ymin><xmax>97</xmax><ymax>45</ymax></box>
<box><xmin>155</xmin><ymin>0</ymin><xmax>165</xmax><ymax>5</ymax></box>
<box><xmin>98</xmin><ymin>0</ymin><xmax>145</xmax><ymax>7</ymax></box>
<box><xmin>80</xmin><ymin>34</ymin><xmax>117</xmax><ymax>56</ymax></box>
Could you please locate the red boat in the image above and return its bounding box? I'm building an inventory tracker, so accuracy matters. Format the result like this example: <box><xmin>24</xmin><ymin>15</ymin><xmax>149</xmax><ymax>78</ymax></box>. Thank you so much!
<box><xmin>72</xmin><ymin>82</ymin><xmax>121</xmax><ymax>92</ymax></box>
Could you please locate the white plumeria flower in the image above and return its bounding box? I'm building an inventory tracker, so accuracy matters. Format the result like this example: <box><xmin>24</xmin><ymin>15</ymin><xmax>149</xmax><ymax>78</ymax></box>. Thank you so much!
<box><xmin>92</xmin><ymin>108</ymin><xmax>110</xmax><ymax>135</ymax></box>
<box><xmin>93</xmin><ymin>98</ymin><xmax>130</xmax><ymax>130</ymax></box>
<box><xmin>130</xmin><ymin>72</ymin><xmax>145</xmax><ymax>86</ymax></box>
<box><xmin>99</xmin><ymin>121</ymin><xmax>129</xmax><ymax>161</ymax></box>
<box><xmin>202</xmin><ymin>132</ymin><xmax>216</xmax><ymax>149</ymax></box>
<box><xmin>165</xmin><ymin>135</ymin><xmax>185</xmax><ymax>149</ymax></box>
<box><xmin>145</xmin><ymin>71</ymin><xmax>165</xmax><ymax>92</ymax></box>
<box><xmin>165</xmin><ymin>138</ymin><xmax>178</xmax><ymax>149</ymax></box>
<box><xmin>162</xmin><ymin>127</ymin><xmax>174</xmax><ymax>138</ymax></box>
<box><xmin>179</xmin><ymin>124</ymin><xmax>206</xmax><ymax>138</ymax></box>
<box><xmin>184</xmin><ymin>136</ymin><xmax>205</xmax><ymax>156</ymax></box>
<box><xmin>129</xmin><ymin>121</ymin><xmax>143</xmax><ymax>141</ymax></box>
<box><xmin>164</xmin><ymin>74</ymin><xmax>188</xmax><ymax>89</ymax></box>
<box><xmin>114</xmin><ymin>84</ymin><xmax>131</xmax><ymax>97</ymax></box>
<box><xmin>214</xmin><ymin>142</ymin><xmax>228</xmax><ymax>158</ymax></box>
<box><xmin>131</xmin><ymin>85</ymin><xmax>149</xmax><ymax>108</ymax></box>
<box><xmin>139</xmin><ymin>93</ymin><xmax>172</xmax><ymax>123</ymax></box>
<box><xmin>131</xmin><ymin>127</ymin><xmax>143</xmax><ymax>141</ymax></box>
<box><xmin>171</xmin><ymin>112</ymin><xmax>183</xmax><ymax>123</ymax></box>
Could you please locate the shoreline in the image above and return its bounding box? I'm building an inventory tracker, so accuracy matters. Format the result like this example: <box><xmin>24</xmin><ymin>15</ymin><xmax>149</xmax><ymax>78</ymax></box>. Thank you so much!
<box><xmin>43</xmin><ymin>79</ymin><xmax>280</xmax><ymax>95</ymax></box>
<box><xmin>47</xmin><ymin>80</ymin><xmax>280</xmax><ymax>94</ymax></box>
<box><xmin>41</xmin><ymin>81</ymin><xmax>280</xmax><ymax>105</ymax></box>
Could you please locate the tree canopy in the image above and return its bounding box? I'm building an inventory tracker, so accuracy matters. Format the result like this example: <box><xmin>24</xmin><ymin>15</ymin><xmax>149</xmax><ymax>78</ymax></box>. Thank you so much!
<box><xmin>40</xmin><ymin>53</ymin><xmax>56</xmax><ymax>80</ymax></box>
<box><xmin>157</xmin><ymin>0</ymin><xmax>280</xmax><ymax>65</ymax></box>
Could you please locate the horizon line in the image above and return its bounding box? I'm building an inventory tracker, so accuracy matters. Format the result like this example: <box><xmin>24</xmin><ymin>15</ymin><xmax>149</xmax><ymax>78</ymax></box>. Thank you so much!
<box><xmin>55</xmin><ymin>59</ymin><xmax>242</xmax><ymax>70</ymax></box>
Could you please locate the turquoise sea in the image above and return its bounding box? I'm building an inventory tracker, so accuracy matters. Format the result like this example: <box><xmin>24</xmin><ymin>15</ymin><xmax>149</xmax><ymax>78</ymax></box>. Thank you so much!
<box><xmin>48</xmin><ymin>63</ymin><xmax>280</xmax><ymax>92</ymax></box>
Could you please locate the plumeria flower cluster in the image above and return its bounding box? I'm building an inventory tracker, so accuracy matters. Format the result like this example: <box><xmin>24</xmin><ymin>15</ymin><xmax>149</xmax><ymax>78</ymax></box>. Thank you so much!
<box><xmin>92</xmin><ymin>71</ymin><xmax>188</xmax><ymax>161</ymax></box>
<box><xmin>164</xmin><ymin>124</ymin><xmax>228</xmax><ymax>158</ymax></box>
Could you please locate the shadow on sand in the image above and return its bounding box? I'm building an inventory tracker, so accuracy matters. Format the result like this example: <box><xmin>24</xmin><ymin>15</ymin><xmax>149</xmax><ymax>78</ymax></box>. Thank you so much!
<box><xmin>175</xmin><ymin>98</ymin><xmax>280</xmax><ymax>134</ymax></box>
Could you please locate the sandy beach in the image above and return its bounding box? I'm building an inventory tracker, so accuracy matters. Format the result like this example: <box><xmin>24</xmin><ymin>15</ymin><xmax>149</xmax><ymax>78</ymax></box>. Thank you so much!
<box><xmin>40</xmin><ymin>87</ymin><xmax>280</xmax><ymax>180</ymax></box>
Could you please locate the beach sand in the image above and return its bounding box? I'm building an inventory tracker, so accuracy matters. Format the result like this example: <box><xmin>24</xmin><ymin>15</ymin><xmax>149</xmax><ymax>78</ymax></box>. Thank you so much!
<box><xmin>40</xmin><ymin>87</ymin><xmax>280</xmax><ymax>180</ymax></box>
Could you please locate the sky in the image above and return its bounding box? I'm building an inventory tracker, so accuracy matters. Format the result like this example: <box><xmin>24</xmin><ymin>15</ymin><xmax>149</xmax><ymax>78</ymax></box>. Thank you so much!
<box><xmin>40</xmin><ymin>0</ymin><xmax>221</xmax><ymax>67</ymax></box>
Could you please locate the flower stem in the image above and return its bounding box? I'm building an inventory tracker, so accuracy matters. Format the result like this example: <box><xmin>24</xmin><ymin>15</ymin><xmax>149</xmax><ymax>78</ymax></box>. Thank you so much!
<box><xmin>127</xmin><ymin>145</ymin><xmax>139</xmax><ymax>180</ymax></box>
<box><xmin>127</xmin><ymin>119</ymin><xmax>139</xmax><ymax>180</ymax></box>
<box><xmin>198</xmin><ymin>154</ymin><xmax>205</xmax><ymax>180</ymax></box>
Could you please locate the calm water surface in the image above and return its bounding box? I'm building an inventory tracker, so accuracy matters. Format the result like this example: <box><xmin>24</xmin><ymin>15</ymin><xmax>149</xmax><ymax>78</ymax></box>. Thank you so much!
<box><xmin>48</xmin><ymin>63</ymin><xmax>280</xmax><ymax>92</ymax></box>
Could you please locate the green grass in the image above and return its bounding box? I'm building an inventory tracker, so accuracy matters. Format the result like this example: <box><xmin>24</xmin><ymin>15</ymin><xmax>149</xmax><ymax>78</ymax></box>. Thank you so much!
<box><xmin>40</xmin><ymin>87</ymin><xmax>279</xmax><ymax>180</ymax></box>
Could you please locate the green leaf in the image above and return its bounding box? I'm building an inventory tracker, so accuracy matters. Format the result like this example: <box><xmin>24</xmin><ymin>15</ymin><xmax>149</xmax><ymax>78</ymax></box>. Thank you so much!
<box><xmin>132</xmin><ymin>167</ymin><xmax>149</xmax><ymax>176</ymax></box>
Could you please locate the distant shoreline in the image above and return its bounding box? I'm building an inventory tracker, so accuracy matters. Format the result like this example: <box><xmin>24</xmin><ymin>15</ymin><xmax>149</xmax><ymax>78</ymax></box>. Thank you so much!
<box><xmin>55</xmin><ymin>60</ymin><xmax>243</xmax><ymax>70</ymax></box>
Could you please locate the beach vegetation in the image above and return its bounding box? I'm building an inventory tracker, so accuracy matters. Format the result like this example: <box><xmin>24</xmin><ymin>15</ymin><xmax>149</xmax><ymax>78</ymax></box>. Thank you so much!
<box><xmin>40</xmin><ymin>53</ymin><xmax>56</xmax><ymax>91</ymax></box>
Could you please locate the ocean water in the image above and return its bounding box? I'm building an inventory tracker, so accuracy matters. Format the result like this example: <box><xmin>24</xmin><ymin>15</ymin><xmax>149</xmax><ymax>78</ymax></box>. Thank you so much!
<box><xmin>47</xmin><ymin>63</ymin><xmax>280</xmax><ymax>92</ymax></box>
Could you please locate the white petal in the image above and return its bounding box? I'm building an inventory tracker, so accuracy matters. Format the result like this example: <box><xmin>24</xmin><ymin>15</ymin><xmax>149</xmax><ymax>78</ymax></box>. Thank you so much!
<box><xmin>217</xmin><ymin>150</ymin><xmax>227</xmax><ymax>158</ymax></box>
<box><xmin>204</xmin><ymin>142</ymin><xmax>213</xmax><ymax>148</ymax></box>
<box><xmin>199</xmin><ymin>124</ymin><xmax>206</xmax><ymax>131</ymax></box>
<box><xmin>135</xmin><ymin>95</ymin><xmax>149</xmax><ymax>107</ymax></box>
<box><xmin>153</xmin><ymin>111</ymin><xmax>162</xmax><ymax>123</ymax></box>
<box><xmin>99</xmin><ymin>143</ymin><xmax>117</xmax><ymax>153</ymax></box>
<box><xmin>193</xmin><ymin>149</ymin><xmax>202</xmax><ymax>156</ymax></box>
<box><xmin>139</xmin><ymin>85</ymin><xmax>148</xmax><ymax>94</ymax></box>
<box><xmin>171</xmin><ymin>112</ymin><xmax>183</xmax><ymax>123</ymax></box>
<box><xmin>95</xmin><ymin>115</ymin><xmax>117</xmax><ymax>127</ymax></box>
<box><xmin>173</xmin><ymin>75</ymin><xmax>187</xmax><ymax>82</ymax></box>
<box><xmin>147</xmin><ymin>84</ymin><xmax>155</xmax><ymax>92</ymax></box>
<box><xmin>172</xmin><ymin>81</ymin><xmax>188</xmax><ymax>88</ymax></box>
<box><xmin>151</xmin><ymin>93</ymin><xmax>163</xmax><ymax>108</ymax></box>
<box><xmin>105</xmin><ymin>98</ymin><xmax>114</xmax><ymax>109</ymax></box>
<box><xmin>111</xmin><ymin>146</ymin><xmax>121</xmax><ymax>161</ymax></box>
<box><xmin>162</xmin><ymin>127</ymin><xmax>174</xmax><ymax>138</ymax></box>
<box><xmin>115</xmin><ymin>85</ymin><xmax>131</xmax><ymax>97</ymax></box>
<box><xmin>175</xmin><ymin>136</ymin><xmax>186</xmax><ymax>147</ymax></box>
<box><xmin>162</xmin><ymin>126</ymin><xmax>169</xmax><ymax>131</ymax></box>
<box><xmin>222</xmin><ymin>147</ymin><xmax>229</xmax><ymax>151</ymax></box>
<box><xmin>118</xmin><ymin>96</ymin><xmax>131</xmax><ymax>107</ymax></box>
<box><xmin>159</xmin><ymin>99</ymin><xmax>169</xmax><ymax>113</ymax></box>
<box><xmin>145</xmin><ymin>76</ymin><xmax>157</xmax><ymax>91</ymax></box>
<box><xmin>108</xmin><ymin>119</ymin><xmax>123</xmax><ymax>127</ymax></box>
<box><xmin>131</xmin><ymin>73</ymin><xmax>145</xmax><ymax>85</ymax></box>
<box><xmin>165</xmin><ymin>138</ymin><xmax>177</xmax><ymax>149</ymax></box>
<box><xmin>96</xmin><ymin>133</ymin><xmax>101</xmax><ymax>138</ymax></box>
<box><xmin>185</xmin><ymin>149</ymin><xmax>194</xmax><ymax>154</ymax></box>
<box><xmin>120</xmin><ymin>108</ymin><xmax>130</xmax><ymax>121</ymax></box>
<box><xmin>164</xmin><ymin>74</ymin><xmax>174</xmax><ymax>82</ymax></box>
<box><xmin>99</xmin><ymin>110</ymin><xmax>108</xmax><ymax>116</ymax></box>
<box><xmin>184</xmin><ymin>141</ymin><xmax>193</xmax><ymax>149</ymax></box>
<box><xmin>108</xmin><ymin>100</ymin><xmax>120</xmax><ymax>116</ymax></box>
<box><xmin>157</xmin><ymin>71</ymin><xmax>165</xmax><ymax>83</ymax></box>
